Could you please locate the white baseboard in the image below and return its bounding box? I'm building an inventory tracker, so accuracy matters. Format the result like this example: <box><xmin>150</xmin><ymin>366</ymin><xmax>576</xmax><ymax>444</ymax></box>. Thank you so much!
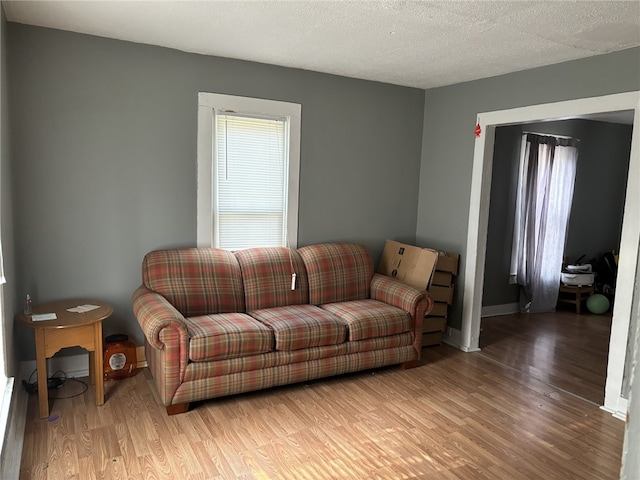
<box><xmin>0</xmin><ymin>377</ymin><xmax>17</xmax><ymax>472</ymax></box>
<box><xmin>0</xmin><ymin>377</ymin><xmax>14</xmax><ymax>467</ymax></box>
<box><xmin>481</xmin><ymin>303</ymin><xmax>520</xmax><ymax>317</ymax></box>
<box><xmin>442</xmin><ymin>327</ymin><xmax>462</xmax><ymax>349</ymax></box>
<box><xmin>601</xmin><ymin>398</ymin><xmax>628</xmax><ymax>421</ymax></box>
<box><xmin>22</xmin><ymin>355</ymin><xmax>90</xmax><ymax>381</ymax></box>
<box><xmin>1</xmin><ymin>363</ymin><xmax>30</xmax><ymax>479</ymax></box>
<box><xmin>442</xmin><ymin>327</ymin><xmax>482</xmax><ymax>352</ymax></box>
<box><xmin>20</xmin><ymin>346</ymin><xmax>147</xmax><ymax>382</ymax></box>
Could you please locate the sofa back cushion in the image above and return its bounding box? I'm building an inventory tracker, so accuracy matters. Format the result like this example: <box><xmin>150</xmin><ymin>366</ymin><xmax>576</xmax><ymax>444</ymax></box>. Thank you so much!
<box><xmin>142</xmin><ymin>248</ymin><xmax>245</xmax><ymax>317</ymax></box>
<box><xmin>298</xmin><ymin>243</ymin><xmax>373</xmax><ymax>305</ymax></box>
<box><xmin>235</xmin><ymin>247</ymin><xmax>309</xmax><ymax>311</ymax></box>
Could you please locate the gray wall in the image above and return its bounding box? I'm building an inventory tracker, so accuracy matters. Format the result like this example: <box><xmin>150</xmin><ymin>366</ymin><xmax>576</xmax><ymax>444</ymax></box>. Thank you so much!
<box><xmin>482</xmin><ymin>120</ymin><xmax>633</xmax><ymax>307</ymax></box>
<box><xmin>1</xmin><ymin>8</ymin><xmax>17</xmax><ymax>376</ymax></box>
<box><xmin>482</xmin><ymin>125</ymin><xmax>521</xmax><ymax>307</ymax></box>
<box><xmin>8</xmin><ymin>24</ymin><xmax>426</xmax><ymax>359</ymax></box>
<box><xmin>417</xmin><ymin>47</ymin><xmax>640</xmax><ymax>329</ymax></box>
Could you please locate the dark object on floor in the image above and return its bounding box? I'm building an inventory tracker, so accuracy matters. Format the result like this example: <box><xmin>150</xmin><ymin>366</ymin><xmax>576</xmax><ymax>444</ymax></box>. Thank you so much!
<box><xmin>596</xmin><ymin>252</ymin><xmax>617</xmax><ymax>288</ymax></box>
<box><xmin>22</xmin><ymin>376</ymin><xmax>65</xmax><ymax>394</ymax></box>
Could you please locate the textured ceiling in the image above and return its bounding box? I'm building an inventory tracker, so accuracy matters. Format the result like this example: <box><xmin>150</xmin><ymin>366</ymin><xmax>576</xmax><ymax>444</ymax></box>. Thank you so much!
<box><xmin>3</xmin><ymin>1</ymin><xmax>640</xmax><ymax>89</ymax></box>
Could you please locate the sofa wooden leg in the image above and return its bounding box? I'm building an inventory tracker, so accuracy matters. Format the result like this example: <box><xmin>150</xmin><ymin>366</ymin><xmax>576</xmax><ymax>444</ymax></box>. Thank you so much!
<box><xmin>166</xmin><ymin>402</ymin><xmax>190</xmax><ymax>415</ymax></box>
<box><xmin>401</xmin><ymin>360</ymin><xmax>419</xmax><ymax>369</ymax></box>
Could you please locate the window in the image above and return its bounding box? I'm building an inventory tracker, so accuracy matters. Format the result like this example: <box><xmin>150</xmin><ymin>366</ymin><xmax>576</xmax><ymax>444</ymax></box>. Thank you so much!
<box><xmin>197</xmin><ymin>93</ymin><xmax>301</xmax><ymax>250</ymax></box>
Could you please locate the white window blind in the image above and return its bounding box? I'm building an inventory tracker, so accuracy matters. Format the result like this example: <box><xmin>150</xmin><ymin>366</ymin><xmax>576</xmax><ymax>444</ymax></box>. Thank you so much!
<box><xmin>197</xmin><ymin>93</ymin><xmax>301</xmax><ymax>250</ymax></box>
<box><xmin>215</xmin><ymin>113</ymin><xmax>289</xmax><ymax>250</ymax></box>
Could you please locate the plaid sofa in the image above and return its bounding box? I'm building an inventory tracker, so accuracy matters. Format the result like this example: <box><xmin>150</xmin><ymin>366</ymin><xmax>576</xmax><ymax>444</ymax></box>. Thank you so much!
<box><xmin>132</xmin><ymin>243</ymin><xmax>433</xmax><ymax>415</ymax></box>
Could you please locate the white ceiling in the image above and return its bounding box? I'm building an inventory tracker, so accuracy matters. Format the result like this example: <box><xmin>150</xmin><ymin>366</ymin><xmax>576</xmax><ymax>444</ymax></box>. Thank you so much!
<box><xmin>3</xmin><ymin>1</ymin><xmax>639</xmax><ymax>90</ymax></box>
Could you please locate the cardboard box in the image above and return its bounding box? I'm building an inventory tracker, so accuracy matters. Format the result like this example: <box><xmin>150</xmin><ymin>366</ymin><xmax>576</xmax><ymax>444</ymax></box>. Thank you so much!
<box><xmin>428</xmin><ymin>284</ymin><xmax>455</xmax><ymax>305</ymax></box>
<box><xmin>431</xmin><ymin>271</ymin><xmax>453</xmax><ymax>287</ymax></box>
<box><xmin>422</xmin><ymin>332</ymin><xmax>443</xmax><ymax>347</ymax></box>
<box><xmin>436</xmin><ymin>253</ymin><xmax>459</xmax><ymax>276</ymax></box>
<box><xmin>377</xmin><ymin>240</ymin><xmax>439</xmax><ymax>291</ymax></box>
<box><xmin>427</xmin><ymin>302</ymin><xmax>448</xmax><ymax>318</ymax></box>
<box><xmin>423</xmin><ymin>316</ymin><xmax>447</xmax><ymax>333</ymax></box>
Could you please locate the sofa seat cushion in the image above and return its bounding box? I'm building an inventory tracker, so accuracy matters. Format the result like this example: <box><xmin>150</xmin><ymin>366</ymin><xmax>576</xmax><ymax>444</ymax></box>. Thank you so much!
<box><xmin>184</xmin><ymin>313</ymin><xmax>274</xmax><ymax>362</ymax></box>
<box><xmin>250</xmin><ymin>305</ymin><xmax>347</xmax><ymax>351</ymax></box>
<box><xmin>321</xmin><ymin>300</ymin><xmax>412</xmax><ymax>341</ymax></box>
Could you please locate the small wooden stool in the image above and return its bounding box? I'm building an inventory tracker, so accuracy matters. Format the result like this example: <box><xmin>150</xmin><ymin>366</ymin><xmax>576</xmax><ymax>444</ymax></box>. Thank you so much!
<box><xmin>558</xmin><ymin>284</ymin><xmax>594</xmax><ymax>314</ymax></box>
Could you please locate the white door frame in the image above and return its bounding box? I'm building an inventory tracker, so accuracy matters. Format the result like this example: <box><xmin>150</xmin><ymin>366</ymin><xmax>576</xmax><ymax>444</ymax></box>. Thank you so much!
<box><xmin>461</xmin><ymin>91</ymin><xmax>640</xmax><ymax>418</ymax></box>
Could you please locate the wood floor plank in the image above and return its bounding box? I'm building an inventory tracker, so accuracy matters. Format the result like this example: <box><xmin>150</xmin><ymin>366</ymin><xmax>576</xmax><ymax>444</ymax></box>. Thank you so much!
<box><xmin>77</xmin><ymin>456</ymin><xmax>98</xmax><ymax>480</ymax></box>
<box><xmin>18</xmin><ymin>344</ymin><xmax>624</xmax><ymax>479</ymax></box>
<box><xmin>479</xmin><ymin>310</ymin><xmax>612</xmax><ymax>404</ymax></box>
<box><xmin>199</xmin><ymin>437</ymin><xmax>240</xmax><ymax>479</ymax></box>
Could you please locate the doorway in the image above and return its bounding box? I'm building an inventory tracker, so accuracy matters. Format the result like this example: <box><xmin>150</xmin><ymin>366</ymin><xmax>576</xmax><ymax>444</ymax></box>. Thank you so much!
<box><xmin>478</xmin><ymin>117</ymin><xmax>632</xmax><ymax>405</ymax></box>
<box><xmin>460</xmin><ymin>91</ymin><xmax>640</xmax><ymax>419</ymax></box>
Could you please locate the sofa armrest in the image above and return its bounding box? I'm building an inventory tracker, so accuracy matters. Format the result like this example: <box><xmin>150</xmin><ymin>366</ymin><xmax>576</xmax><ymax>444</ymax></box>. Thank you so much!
<box><xmin>132</xmin><ymin>286</ymin><xmax>190</xmax><ymax>404</ymax></box>
<box><xmin>132</xmin><ymin>285</ymin><xmax>189</xmax><ymax>351</ymax></box>
<box><xmin>370</xmin><ymin>273</ymin><xmax>433</xmax><ymax>355</ymax></box>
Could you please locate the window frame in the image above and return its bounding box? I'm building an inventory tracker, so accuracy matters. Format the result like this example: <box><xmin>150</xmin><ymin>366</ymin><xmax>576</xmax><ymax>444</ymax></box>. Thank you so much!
<box><xmin>197</xmin><ymin>92</ymin><xmax>301</xmax><ymax>250</ymax></box>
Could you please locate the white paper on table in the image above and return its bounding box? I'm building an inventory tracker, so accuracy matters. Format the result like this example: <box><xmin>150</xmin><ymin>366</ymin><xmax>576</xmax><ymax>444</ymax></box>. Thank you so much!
<box><xmin>32</xmin><ymin>313</ymin><xmax>57</xmax><ymax>322</ymax></box>
<box><xmin>67</xmin><ymin>304</ymin><xmax>100</xmax><ymax>313</ymax></box>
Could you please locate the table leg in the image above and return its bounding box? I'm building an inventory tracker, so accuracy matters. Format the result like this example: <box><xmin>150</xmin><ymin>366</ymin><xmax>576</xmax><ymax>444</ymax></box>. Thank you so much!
<box><xmin>88</xmin><ymin>351</ymin><xmax>95</xmax><ymax>385</ymax></box>
<box><xmin>94</xmin><ymin>322</ymin><xmax>104</xmax><ymax>406</ymax></box>
<box><xmin>34</xmin><ymin>328</ymin><xmax>49</xmax><ymax>419</ymax></box>
<box><xmin>576</xmin><ymin>292</ymin><xmax>582</xmax><ymax>314</ymax></box>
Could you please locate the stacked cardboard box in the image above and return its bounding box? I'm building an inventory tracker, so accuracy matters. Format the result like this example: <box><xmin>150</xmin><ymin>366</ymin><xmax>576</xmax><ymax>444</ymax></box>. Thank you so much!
<box><xmin>377</xmin><ymin>240</ymin><xmax>438</xmax><ymax>291</ymax></box>
<box><xmin>423</xmin><ymin>252</ymin><xmax>459</xmax><ymax>346</ymax></box>
<box><xmin>377</xmin><ymin>240</ymin><xmax>460</xmax><ymax>348</ymax></box>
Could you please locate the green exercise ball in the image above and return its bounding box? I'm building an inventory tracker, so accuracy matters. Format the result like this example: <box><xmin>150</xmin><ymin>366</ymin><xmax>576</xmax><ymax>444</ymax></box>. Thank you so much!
<box><xmin>586</xmin><ymin>294</ymin><xmax>610</xmax><ymax>314</ymax></box>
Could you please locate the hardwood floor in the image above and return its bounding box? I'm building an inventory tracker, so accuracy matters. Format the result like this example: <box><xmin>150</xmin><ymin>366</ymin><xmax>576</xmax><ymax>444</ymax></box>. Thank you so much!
<box><xmin>19</xmin><ymin>344</ymin><xmax>624</xmax><ymax>479</ymax></box>
<box><xmin>479</xmin><ymin>309</ymin><xmax>613</xmax><ymax>405</ymax></box>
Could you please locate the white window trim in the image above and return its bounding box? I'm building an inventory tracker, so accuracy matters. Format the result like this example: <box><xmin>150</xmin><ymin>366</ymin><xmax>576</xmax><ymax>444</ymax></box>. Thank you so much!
<box><xmin>197</xmin><ymin>93</ymin><xmax>301</xmax><ymax>249</ymax></box>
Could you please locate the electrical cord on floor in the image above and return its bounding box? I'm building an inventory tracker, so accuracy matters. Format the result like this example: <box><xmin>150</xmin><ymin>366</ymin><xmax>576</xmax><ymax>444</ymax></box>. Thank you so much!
<box><xmin>22</xmin><ymin>369</ymin><xmax>89</xmax><ymax>399</ymax></box>
<box><xmin>50</xmin><ymin>378</ymin><xmax>88</xmax><ymax>399</ymax></box>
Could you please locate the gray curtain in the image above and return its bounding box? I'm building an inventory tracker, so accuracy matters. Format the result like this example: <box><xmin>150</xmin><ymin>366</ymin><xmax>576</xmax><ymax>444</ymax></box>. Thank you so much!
<box><xmin>510</xmin><ymin>133</ymin><xmax>579</xmax><ymax>313</ymax></box>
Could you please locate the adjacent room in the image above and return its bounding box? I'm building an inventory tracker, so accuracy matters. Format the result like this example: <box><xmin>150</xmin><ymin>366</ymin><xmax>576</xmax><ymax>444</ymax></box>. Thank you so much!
<box><xmin>0</xmin><ymin>1</ymin><xmax>638</xmax><ymax>479</ymax></box>
<box><xmin>480</xmin><ymin>116</ymin><xmax>634</xmax><ymax>406</ymax></box>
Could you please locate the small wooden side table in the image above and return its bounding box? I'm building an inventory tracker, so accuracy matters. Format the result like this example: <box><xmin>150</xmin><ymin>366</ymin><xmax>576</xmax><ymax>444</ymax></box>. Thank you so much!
<box><xmin>16</xmin><ymin>299</ymin><xmax>113</xmax><ymax>418</ymax></box>
<box><xmin>558</xmin><ymin>284</ymin><xmax>594</xmax><ymax>314</ymax></box>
